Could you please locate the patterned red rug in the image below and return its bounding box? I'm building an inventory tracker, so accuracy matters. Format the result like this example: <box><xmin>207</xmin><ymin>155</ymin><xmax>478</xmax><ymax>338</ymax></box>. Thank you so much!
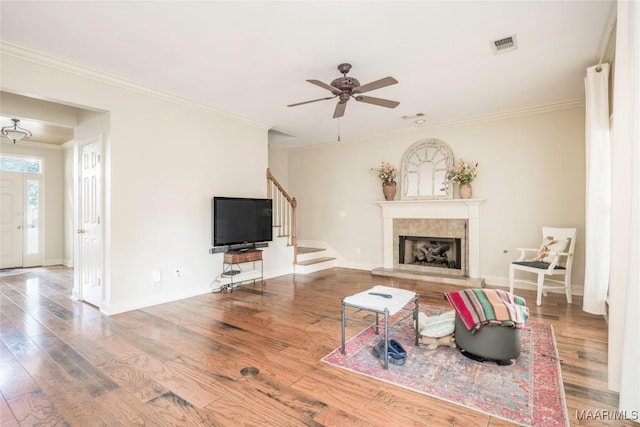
<box><xmin>322</xmin><ymin>305</ymin><xmax>568</xmax><ymax>427</ymax></box>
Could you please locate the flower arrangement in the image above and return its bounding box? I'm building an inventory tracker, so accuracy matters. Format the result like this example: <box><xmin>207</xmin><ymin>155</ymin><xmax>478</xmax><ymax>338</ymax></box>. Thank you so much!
<box><xmin>372</xmin><ymin>162</ymin><xmax>398</xmax><ymax>185</ymax></box>
<box><xmin>448</xmin><ymin>159</ymin><xmax>478</xmax><ymax>185</ymax></box>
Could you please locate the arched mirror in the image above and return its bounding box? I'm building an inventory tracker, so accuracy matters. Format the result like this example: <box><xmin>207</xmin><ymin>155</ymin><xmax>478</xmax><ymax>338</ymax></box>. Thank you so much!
<box><xmin>400</xmin><ymin>139</ymin><xmax>454</xmax><ymax>199</ymax></box>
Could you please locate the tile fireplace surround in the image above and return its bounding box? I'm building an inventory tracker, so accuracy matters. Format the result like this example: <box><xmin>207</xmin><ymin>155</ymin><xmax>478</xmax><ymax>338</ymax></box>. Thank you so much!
<box><xmin>374</xmin><ymin>199</ymin><xmax>485</xmax><ymax>284</ymax></box>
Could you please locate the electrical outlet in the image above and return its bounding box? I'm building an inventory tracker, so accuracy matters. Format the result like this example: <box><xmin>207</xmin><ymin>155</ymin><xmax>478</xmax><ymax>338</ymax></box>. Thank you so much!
<box><xmin>152</xmin><ymin>271</ymin><xmax>162</xmax><ymax>288</ymax></box>
<box><xmin>175</xmin><ymin>269</ymin><xmax>181</xmax><ymax>278</ymax></box>
<box><xmin>355</xmin><ymin>247</ymin><xmax>361</xmax><ymax>254</ymax></box>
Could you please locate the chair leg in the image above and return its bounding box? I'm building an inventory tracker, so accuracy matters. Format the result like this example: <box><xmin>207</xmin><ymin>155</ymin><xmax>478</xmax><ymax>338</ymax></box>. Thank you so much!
<box><xmin>509</xmin><ymin>265</ymin><xmax>515</xmax><ymax>295</ymax></box>
<box><xmin>565</xmin><ymin>274</ymin><xmax>573</xmax><ymax>304</ymax></box>
<box><xmin>536</xmin><ymin>273</ymin><xmax>545</xmax><ymax>306</ymax></box>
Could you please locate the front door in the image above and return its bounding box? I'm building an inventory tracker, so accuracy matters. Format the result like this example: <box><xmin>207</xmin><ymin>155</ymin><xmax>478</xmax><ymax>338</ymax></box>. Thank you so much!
<box><xmin>78</xmin><ymin>138</ymin><xmax>103</xmax><ymax>307</ymax></box>
<box><xmin>0</xmin><ymin>171</ymin><xmax>23</xmax><ymax>268</ymax></box>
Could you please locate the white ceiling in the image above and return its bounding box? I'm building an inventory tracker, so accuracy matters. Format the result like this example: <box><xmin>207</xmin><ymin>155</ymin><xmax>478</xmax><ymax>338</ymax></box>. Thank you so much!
<box><xmin>0</xmin><ymin>1</ymin><xmax>615</xmax><ymax>147</ymax></box>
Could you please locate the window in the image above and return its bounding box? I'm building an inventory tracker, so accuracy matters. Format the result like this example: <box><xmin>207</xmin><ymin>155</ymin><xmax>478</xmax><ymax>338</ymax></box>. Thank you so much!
<box><xmin>0</xmin><ymin>155</ymin><xmax>43</xmax><ymax>173</ymax></box>
<box><xmin>26</xmin><ymin>179</ymin><xmax>40</xmax><ymax>255</ymax></box>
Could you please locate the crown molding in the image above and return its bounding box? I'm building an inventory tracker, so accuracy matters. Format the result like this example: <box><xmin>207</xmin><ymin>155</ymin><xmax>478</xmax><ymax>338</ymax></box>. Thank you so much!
<box><xmin>290</xmin><ymin>98</ymin><xmax>585</xmax><ymax>151</ymax></box>
<box><xmin>431</xmin><ymin>98</ymin><xmax>585</xmax><ymax>129</ymax></box>
<box><xmin>1</xmin><ymin>41</ymin><xmax>270</xmax><ymax>131</ymax></box>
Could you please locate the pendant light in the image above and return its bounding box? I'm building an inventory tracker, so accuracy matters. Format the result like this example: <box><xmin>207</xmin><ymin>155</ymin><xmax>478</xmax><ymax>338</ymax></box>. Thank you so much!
<box><xmin>2</xmin><ymin>119</ymin><xmax>32</xmax><ymax>143</ymax></box>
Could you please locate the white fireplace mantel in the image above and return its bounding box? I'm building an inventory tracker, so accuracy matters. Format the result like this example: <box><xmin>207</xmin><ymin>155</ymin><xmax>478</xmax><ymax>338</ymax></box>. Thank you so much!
<box><xmin>377</xmin><ymin>199</ymin><xmax>486</xmax><ymax>278</ymax></box>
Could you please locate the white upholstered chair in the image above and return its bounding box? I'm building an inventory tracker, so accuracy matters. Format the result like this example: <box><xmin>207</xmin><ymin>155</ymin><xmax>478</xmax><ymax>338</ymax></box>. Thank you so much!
<box><xmin>509</xmin><ymin>227</ymin><xmax>576</xmax><ymax>306</ymax></box>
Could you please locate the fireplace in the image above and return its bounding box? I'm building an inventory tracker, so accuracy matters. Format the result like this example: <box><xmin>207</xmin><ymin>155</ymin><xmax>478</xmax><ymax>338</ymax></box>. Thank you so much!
<box><xmin>394</xmin><ymin>218</ymin><xmax>468</xmax><ymax>276</ymax></box>
<box><xmin>375</xmin><ymin>199</ymin><xmax>485</xmax><ymax>282</ymax></box>
<box><xmin>399</xmin><ymin>236</ymin><xmax>462</xmax><ymax>270</ymax></box>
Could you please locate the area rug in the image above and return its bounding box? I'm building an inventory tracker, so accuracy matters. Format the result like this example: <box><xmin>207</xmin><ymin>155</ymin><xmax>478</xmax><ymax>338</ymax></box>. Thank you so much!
<box><xmin>322</xmin><ymin>305</ymin><xmax>568</xmax><ymax>427</ymax></box>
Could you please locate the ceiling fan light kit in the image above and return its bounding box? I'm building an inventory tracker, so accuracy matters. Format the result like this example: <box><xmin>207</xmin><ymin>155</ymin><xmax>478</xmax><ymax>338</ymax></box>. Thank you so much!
<box><xmin>1</xmin><ymin>118</ymin><xmax>32</xmax><ymax>143</ymax></box>
<box><xmin>288</xmin><ymin>63</ymin><xmax>399</xmax><ymax>118</ymax></box>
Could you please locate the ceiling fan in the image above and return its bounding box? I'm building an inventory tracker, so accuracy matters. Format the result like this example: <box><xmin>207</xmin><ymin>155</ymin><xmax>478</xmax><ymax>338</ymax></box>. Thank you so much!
<box><xmin>287</xmin><ymin>63</ymin><xmax>399</xmax><ymax>118</ymax></box>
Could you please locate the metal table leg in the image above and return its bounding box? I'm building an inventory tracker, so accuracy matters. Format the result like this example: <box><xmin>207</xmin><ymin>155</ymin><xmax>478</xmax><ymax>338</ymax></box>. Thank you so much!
<box><xmin>340</xmin><ymin>290</ymin><xmax>419</xmax><ymax>370</ymax></box>
<box><xmin>341</xmin><ymin>299</ymin><xmax>346</xmax><ymax>354</ymax></box>
<box><xmin>383</xmin><ymin>309</ymin><xmax>389</xmax><ymax>369</ymax></box>
<box><xmin>414</xmin><ymin>295</ymin><xmax>420</xmax><ymax>346</ymax></box>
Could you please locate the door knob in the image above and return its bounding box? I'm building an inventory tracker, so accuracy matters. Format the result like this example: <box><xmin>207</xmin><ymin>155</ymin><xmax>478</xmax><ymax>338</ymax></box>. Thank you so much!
<box><xmin>17</xmin><ymin>225</ymin><xmax>22</xmax><ymax>229</ymax></box>
<box><xmin>77</xmin><ymin>228</ymin><xmax>86</xmax><ymax>234</ymax></box>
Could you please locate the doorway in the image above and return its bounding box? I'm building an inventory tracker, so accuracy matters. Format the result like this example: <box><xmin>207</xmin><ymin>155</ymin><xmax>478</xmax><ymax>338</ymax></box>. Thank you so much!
<box><xmin>0</xmin><ymin>156</ymin><xmax>44</xmax><ymax>269</ymax></box>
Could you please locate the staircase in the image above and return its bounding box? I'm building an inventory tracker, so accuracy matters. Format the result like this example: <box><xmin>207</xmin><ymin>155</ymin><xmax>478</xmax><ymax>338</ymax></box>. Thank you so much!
<box><xmin>267</xmin><ymin>169</ymin><xmax>336</xmax><ymax>274</ymax></box>
<box><xmin>295</xmin><ymin>246</ymin><xmax>336</xmax><ymax>274</ymax></box>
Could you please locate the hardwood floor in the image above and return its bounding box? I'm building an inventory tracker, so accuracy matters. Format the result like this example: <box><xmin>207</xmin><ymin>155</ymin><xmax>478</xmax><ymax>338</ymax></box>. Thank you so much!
<box><xmin>0</xmin><ymin>266</ymin><xmax>633</xmax><ymax>426</ymax></box>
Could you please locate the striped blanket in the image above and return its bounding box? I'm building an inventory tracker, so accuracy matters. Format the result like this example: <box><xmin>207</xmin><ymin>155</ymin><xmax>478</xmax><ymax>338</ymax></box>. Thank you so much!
<box><xmin>444</xmin><ymin>289</ymin><xmax>529</xmax><ymax>334</ymax></box>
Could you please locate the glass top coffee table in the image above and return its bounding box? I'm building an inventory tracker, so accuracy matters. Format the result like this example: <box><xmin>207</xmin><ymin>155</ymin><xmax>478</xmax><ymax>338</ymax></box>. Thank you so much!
<box><xmin>341</xmin><ymin>285</ymin><xmax>419</xmax><ymax>369</ymax></box>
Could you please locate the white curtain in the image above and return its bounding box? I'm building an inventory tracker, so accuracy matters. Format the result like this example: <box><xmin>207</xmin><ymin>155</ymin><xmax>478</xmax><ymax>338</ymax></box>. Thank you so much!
<box><xmin>583</xmin><ymin>63</ymin><xmax>611</xmax><ymax>315</ymax></box>
<box><xmin>608</xmin><ymin>0</ymin><xmax>640</xmax><ymax>416</ymax></box>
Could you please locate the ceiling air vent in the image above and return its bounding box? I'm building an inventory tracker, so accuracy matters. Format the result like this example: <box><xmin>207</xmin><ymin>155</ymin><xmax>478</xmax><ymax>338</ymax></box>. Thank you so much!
<box><xmin>491</xmin><ymin>35</ymin><xmax>517</xmax><ymax>54</ymax></box>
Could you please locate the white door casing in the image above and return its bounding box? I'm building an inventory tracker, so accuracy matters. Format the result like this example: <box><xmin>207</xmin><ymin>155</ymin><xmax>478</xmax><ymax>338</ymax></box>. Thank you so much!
<box><xmin>78</xmin><ymin>138</ymin><xmax>103</xmax><ymax>307</ymax></box>
<box><xmin>0</xmin><ymin>171</ymin><xmax>23</xmax><ymax>268</ymax></box>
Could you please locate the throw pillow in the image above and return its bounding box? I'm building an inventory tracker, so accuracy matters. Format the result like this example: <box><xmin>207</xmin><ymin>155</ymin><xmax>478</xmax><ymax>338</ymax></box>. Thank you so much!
<box><xmin>530</xmin><ymin>237</ymin><xmax>570</xmax><ymax>263</ymax></box>
<box><xmin>418</xmin><ymin>311</ymin><xmax>456</xmax><ymax>338</ymax></box>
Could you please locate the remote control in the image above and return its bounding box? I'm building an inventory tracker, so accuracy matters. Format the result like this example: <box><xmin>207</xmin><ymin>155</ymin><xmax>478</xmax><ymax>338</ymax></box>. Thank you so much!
<box><xmin>368</xmin><ymin>292</ymin><xmax>393</xmax><ymax>298</ymax></box>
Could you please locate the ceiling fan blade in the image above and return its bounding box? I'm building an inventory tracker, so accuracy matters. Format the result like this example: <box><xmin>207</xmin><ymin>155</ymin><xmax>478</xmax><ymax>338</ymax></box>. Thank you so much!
<box><xmin>307</xmin><ymin>79</ymin><xmax>341</xmax><ymax>95</ymax></box>
<box><xmin>287</xmin><ymin>95</ymin><xmax>337</xmax><ymax>107</ymax></box>
<box><xmin>333</xmin><ymin>101</ymin><xmax>347</xmax><ymax>118</ymax></box>
<box><xmin>353</xmin><ymin>76</ymin><xmax>398</xmax><ymax>94</ymax></box>
<box><xmin>354</xmin><ymin>95</ymin><xmax>400</xmax><ymax>108</ymax></box>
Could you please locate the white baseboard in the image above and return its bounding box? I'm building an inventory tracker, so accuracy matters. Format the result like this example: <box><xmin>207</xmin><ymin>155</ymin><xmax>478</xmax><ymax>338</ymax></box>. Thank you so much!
<box><xmin>483</xmin><ymin>275</ymin><xmax>584</xmax><ymax>296</ymax></box>
<box><xmin>100</xmin><ymin>286</ymin><xmax>212</xmax><ymax>315</ymax></box>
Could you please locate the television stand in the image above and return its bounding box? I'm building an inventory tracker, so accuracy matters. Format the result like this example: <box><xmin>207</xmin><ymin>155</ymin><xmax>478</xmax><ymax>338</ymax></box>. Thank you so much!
<box><xmin>222</xmin><ymin>269</ymin><xmax>241</xmax><ymax>276</ymax></box>
<box><xmin>218</xmin><ymin>250</ymin><xmax>264</xmax><ymax>292</ymax></box>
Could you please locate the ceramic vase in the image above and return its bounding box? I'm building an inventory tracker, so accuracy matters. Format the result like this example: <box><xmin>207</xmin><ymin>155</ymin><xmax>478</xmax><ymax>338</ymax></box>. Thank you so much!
<box><xmin>459</xmin><ymin>183</ymin><xmax>472</xmax><ymax>199</ymax></box>
<box><xmin>382</xmin><ymin>183</ymin><xmax>397</xmax><ymax>201</ymax></box>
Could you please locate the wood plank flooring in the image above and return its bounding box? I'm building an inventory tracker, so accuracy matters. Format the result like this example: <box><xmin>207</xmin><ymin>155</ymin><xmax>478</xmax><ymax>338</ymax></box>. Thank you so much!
<box><xmin>0</xmin><ymin>266</ymin><xmax>633</xmax><ymax>426</ymax></box>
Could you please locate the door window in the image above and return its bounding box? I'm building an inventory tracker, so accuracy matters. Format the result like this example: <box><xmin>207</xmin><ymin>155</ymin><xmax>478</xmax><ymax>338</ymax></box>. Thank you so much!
<box><xmin>0</xmin><ymin>155</ymin><xmax>42</xmax><ymax>173</ymax></box>
<box><xmin>26</xmin><ymin>179</ymin><xmax>40</xmax><ymax>255</ymax></box>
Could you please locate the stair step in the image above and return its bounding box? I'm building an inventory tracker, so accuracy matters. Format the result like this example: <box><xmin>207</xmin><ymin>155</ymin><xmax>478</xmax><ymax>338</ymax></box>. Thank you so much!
<box><xmin>296</xmin><ymin>256</ymin><xmax>336</xmax><ymax>266</ymax></box>
<box><xmin>297</xmin><ymin>246</ymin><xmax>325</xmax><ymax>255</ymax></box>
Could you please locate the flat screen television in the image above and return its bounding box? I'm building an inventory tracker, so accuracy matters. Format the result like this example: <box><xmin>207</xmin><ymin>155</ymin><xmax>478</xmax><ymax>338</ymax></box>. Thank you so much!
<box><xmin>212</xmin><ymin>197</ymin><xmax>273</xmax><ymax>249</ymax></box>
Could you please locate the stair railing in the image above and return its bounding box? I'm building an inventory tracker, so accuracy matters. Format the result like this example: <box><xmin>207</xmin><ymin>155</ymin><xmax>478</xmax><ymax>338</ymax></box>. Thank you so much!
<box><xmin>266</xmin><ymin>169</ymin><xmax>297</xmax><ymax>261</ymax></box>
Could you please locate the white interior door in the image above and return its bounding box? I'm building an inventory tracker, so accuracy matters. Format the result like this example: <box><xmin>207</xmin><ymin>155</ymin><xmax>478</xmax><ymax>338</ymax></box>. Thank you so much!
<box><xmin>78</xmin><ymin>139</ymin><xmax>103</xmax><ymax>307</ymax></box>
<box><xmin>0</xmin><ymin>172</ymin><xmax>23</xmax><ymax>268</ymax></box>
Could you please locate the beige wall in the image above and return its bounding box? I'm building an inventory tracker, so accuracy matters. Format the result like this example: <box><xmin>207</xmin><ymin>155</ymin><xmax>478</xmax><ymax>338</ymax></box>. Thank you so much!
<box><xmin>268</xmin><ymin>144</ymin><xmax>289</xmax><ymax>187</ymax></box>
<box><xmin>288</xmin><ymin>106</ymin><xmax>586</xmax><ymax>291</ymax></box>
